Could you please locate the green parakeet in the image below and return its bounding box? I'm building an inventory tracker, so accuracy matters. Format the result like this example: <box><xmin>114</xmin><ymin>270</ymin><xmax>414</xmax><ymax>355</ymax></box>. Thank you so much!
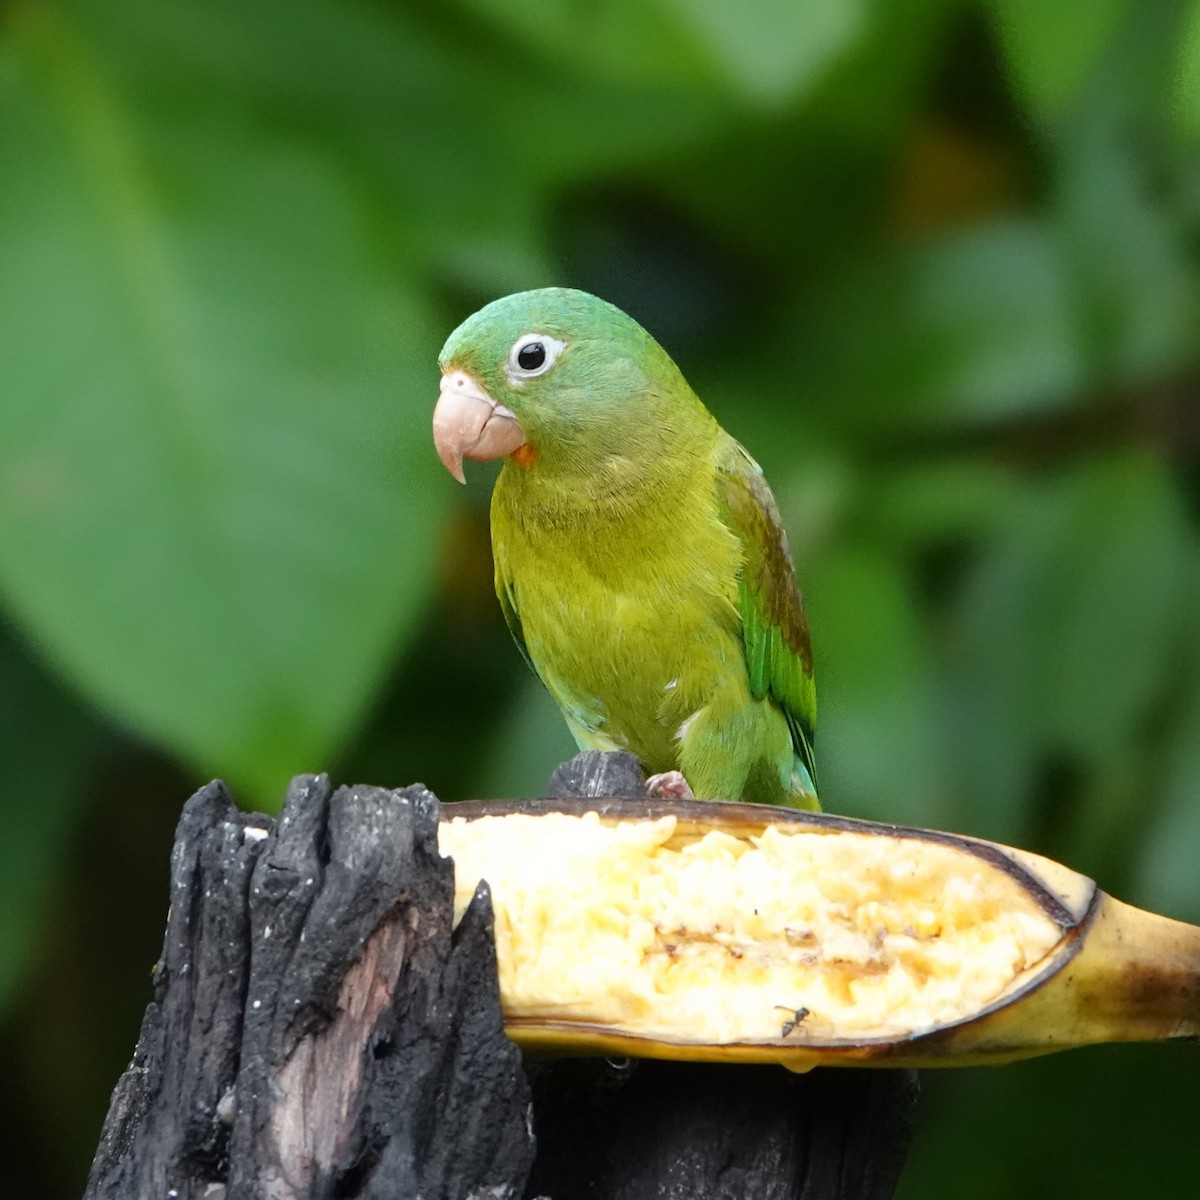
<box><xmin>432</xmin><ymin>288</ymin><xmax>818</xmax><ymax>808</ymax></box>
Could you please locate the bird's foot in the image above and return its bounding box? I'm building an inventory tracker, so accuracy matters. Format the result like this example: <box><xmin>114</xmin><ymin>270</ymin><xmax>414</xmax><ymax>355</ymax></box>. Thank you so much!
<box><xmin>645</xmin><ymin>771</ymin><xmax>695</xmax><ymax>800</ymax></box>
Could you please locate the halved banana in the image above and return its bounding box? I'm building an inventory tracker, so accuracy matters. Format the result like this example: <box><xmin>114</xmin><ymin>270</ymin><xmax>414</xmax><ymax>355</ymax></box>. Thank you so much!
<box><xmin>438</xmin><ymin>798</ymin><xmax>1200</xmax><ymax>1072</ymax></box>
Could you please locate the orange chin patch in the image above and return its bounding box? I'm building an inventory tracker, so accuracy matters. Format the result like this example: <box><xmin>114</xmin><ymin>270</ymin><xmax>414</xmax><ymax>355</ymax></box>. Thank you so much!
<box><xmin>511</xmin><ymin>443</ymin><xmax>538</xmax><ymax>470</ymax></box>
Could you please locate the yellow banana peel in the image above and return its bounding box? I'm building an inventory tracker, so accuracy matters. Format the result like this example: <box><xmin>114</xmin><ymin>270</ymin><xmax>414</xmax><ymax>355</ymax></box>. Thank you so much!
<box><xmin>439</xmin><ymin>798</ymin><xmax>1200</xmax><ymax>1072</ymax></box>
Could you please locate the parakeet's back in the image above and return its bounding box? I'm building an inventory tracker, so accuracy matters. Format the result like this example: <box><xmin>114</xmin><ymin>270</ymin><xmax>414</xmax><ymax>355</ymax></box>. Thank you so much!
<box><xmin>433</xmin><ymin>288</ymin><xmax>817</xmax><ymax>808</ymax></box>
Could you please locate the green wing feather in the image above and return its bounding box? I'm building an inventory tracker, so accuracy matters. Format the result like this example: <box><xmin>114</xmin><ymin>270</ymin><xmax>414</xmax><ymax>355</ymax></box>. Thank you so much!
<box><xmin>715</xmin><ymin>437</ymin><xmax>818</xmax><ymax>795</ymax></box>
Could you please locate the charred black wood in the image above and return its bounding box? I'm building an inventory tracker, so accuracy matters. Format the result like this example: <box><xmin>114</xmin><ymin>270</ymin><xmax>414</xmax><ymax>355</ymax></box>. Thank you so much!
<box><xmin>546</xmin><ymin>749</ymin><xmax>646</xmax><ymax>800</ymax></box>
<box><xmin>85</xmin><ymin>777</ymin><xmax>533</xmax><ymax>1200</ymax></box>
<box><xmin>524</xmin><ymin>1057</ymin><xmax>918</xmax><ymax>1200</ymax></box>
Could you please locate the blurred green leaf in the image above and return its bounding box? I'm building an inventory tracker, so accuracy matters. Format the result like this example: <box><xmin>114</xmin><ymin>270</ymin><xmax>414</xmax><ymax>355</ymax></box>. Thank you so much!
<box><xmin>449</xmin><ymin>0</ymin><xmax>718</xmax><ymax>90</ymax></box>
<box><xmin>810</xmin><ymin>546</ymin><xmax>949</xmax><ymax>827</ymax></box>
<box><xmin>1136</xmin><ymin>597</ymin><xmax>1200</xmax><ymax>921</ymax></box>
<box><xmin>89</xmin><ymin>0</ymin><xmax>735</xmax><ymax>294</ymax></box>
<box><xmin>943</xmin><ymin>452</ymin><xmax>1191</xmax><ymax>841</ymax></box>
<box><xmin>862</xmin><ymin>461</ymin><xmax>1025</xmax><ymax>548</ymax></box>
<box><xmin>798</xmin><ymin>220</ymin><xmax>1085</xmax><ymax>426</ymax></box>
<box><xmin>648</xmin><ymin>0</ymin><xmax>951</xmax><ymax>276</ymax></box>
<box><xmin>1035</xmin><ymin>456</ymin><xmax>1190</xmax><ymax>759</ymax></box>
<box><xmin>0</xmin><ymin>4</ymin><xmax>449</xmax><ymax>800</ymax></box>
<box><xmin>665</xmin><ymin>0</ymin><xmax>870</xmax><ymax>106</ymax></box>
<box><xmin>1175</xmin><ymin>0</ymin><xmax>1200</xmax><ymax>139</ymax></box>
<box><xmin>899</xmin><ymin>222</ymin><xmax>1080</xmax><ymax>419</ymax></box>
<box><xmin>1054</xmin><ymin>125</ymin><xmax>1199</xmax><ymax>387</ymax></box>
<box><xmin>987</xmin><ymin>0</ymin><xmax>1132</xmax><ymax>120</ymax></box>
<box><xmin>795</xmin><ymin>116</ymin><xmax>1198</xmax><ymax>431</ymax></box>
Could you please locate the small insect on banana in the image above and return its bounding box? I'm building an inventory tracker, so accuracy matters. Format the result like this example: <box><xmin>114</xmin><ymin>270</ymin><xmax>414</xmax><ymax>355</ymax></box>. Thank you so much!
<box><xmin>438</xmin><ymin>798</ymin><xmax>1200</xmax><ymax>1072</ymax></box>
<box><xmin>433</xmin><ymin>289</ymin><xmax>818</xmax><ymax>809</ymax></box>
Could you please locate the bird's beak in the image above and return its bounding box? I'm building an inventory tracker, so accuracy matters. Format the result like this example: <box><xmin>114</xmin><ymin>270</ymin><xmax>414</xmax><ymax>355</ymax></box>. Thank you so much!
<box><xmin>432</xmin><ymin>370</ymin><xmax>527</xmax><ymax>484</ymax></box>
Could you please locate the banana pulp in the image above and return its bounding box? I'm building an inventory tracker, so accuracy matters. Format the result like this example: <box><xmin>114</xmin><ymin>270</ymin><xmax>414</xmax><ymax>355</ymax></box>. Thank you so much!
<box><xmin>437</xmin><ymin>799</ymin><xmax>1200</xmax><ymax>1068</ymax></box>
<box><xmin>441</xmin><ymin>811</ymin><xmax>1059</xmax><ymax>1043</ymax></box>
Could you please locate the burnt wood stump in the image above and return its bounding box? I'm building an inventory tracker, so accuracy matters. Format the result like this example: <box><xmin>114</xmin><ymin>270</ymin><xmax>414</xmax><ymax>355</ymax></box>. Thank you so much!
<box><xmin>86</xmin><ymin>751</ymin><xmax>917</xmax><ymax>1200</ymax></box>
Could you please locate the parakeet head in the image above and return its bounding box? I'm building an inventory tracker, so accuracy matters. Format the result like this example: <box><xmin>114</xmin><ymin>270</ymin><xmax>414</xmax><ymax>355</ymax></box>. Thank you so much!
<box><xmin>433</xmin><ymin>287</ymin><xmax>700</xmax><ymax>483</ymax></box>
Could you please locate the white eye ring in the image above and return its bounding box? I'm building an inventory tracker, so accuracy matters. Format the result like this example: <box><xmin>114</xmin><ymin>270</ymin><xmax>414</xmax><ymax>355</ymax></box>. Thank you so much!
<box><xmin>505</xmin><ymin>332</ymin><xmax>566</xmax><ymax>383</ymax></box>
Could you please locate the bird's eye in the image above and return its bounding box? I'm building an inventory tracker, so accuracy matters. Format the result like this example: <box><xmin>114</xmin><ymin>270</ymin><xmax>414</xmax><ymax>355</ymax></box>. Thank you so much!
<box><xmin>518</xmin><ymin>342</ymin><xmax>545</xmax><ymax>370</ymax></box>
<box><xmin>506</xmin><ymin>332</ymin><xmax>565</xmax><ymax>382</ymax></box>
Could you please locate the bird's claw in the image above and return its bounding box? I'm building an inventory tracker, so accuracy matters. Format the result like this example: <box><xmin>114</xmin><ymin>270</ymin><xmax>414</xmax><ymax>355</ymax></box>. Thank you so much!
<box><xmin>645</xmin><ymin>771</ymin><xmax>695</xmax><ymax>800</ymax></box>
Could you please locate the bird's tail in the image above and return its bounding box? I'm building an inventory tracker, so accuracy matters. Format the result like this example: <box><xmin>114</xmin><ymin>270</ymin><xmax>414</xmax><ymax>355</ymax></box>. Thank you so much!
<box><xmin>786</xmin><ymin>760</ymin><xmax>820</xmax><ymax>811</ymax></box>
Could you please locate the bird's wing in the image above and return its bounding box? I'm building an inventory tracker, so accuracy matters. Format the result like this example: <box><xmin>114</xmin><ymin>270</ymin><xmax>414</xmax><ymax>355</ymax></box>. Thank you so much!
<box><xmin>715</xmin><ymin>436</ymin><xmax>818</xmax><ymax>792</ymax></box>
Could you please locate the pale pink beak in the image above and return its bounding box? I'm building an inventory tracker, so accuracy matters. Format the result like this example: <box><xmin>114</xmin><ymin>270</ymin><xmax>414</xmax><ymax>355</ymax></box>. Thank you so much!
<box><xmin>432</xmin><ymin>370</ymin><xmax>527</xmax><ymax>484</ymax></box>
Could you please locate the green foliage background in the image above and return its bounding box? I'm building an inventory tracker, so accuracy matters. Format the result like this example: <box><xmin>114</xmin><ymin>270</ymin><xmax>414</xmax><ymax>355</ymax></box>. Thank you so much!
<box><xmin>0</xmin><ymin>0</ymin><xmax>1198</xmax><ymax>1193</ymax></box>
